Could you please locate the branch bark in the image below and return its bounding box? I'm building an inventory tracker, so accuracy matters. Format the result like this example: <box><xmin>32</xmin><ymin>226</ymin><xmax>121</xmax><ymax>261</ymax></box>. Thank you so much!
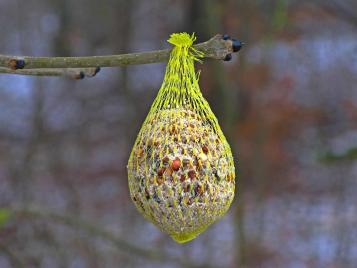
<box><xmin>0</xmin><ymin>67</ymin><xmax>100</xmax><ymax>79</ymax></box>
<box><xmin>0</xmin><ymin>35</ymin><xmax>236</xmax><ymax>78</ymax></box>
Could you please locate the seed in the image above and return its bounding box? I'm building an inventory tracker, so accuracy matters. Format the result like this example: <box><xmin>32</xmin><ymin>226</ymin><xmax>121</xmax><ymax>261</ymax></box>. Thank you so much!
<box><xmin>136</xmin><ymin>148</ymin><xmax>144</xmax><ymax>158</ymax></box>
<box><xmin>194</xmin><ymin>183</ymin><xmax>204</xmax><ymax>196</ymax></box>
<box><xmin>145</xmin><ymin>188</ymin><xmax>150</xmax><ymax>200</ymax></box>
<box><xmin>162</xmin><ymin>156</ymin><xmax>169</xmax><ymax>165</ymax></box>
<box><xmin>169</xmin><ymin>125</ymin><xmax>178</xmax><ymax>135</ymax></box>
<box><xmin>171</xmin><ymin>158</ymin><xmax>181</xmax><ymax>171</ymax></box>
<box><xmin>202</xmin><ymin>145</ymin><xmax>208</xmax><ymax>154</ymax></box>
<box><xmin>188</xmin><ymin>170</ymin><xmax>196</xmax><ymax>180</ymax></box>
<box><xmin>198</xmin><ymin>153</ymin><xmax>207</xmax><ymax>162</ymax></box>
<box><xmin>147</xmin><ymin>139</ymin><xmax>153</xmax><ymax>146</ymax></box>
<box><xmin>182</xmin><ymin>158</ymin><xmax>190</xmax><ymax>167</ymax></box>
<box><xmin>180</xmin><ymin>174</ymin><xmax>186</xmax><ymax>182</ymax></box>
<box><xmin>193</xmin><ymin>157</ymin><xmax>198</xmax><ymax>167</ymax></box>
<box><xmin>183</xmin><ymin>196</ymin><xmax>193</xmax><ymax>205</ymax></box>
<box><xmin>227</xmin><ymin>172</ymin><xmax>234</xmax><ymax>182</ymax></box>
<box><xmin>157</xmin><ymin>168</ymin><xmax>165</xmax><ymax>177</ymax></box>
<box><xmin>186</xmin><ymin>198</ymin><xmax>193</xmax><ymax>206</ymax></box>
<box><xmin>166</xmin><ymin>167</ymin><xmax>173</xmax><ymax>176</ymax></box>
<box><xmin>183</xmin><ymin>183</ymin><xmax>190</xmax><ymax>192</ymax></box>
<box><xmin>157</xmin><ymin>176</ymin><xmax>164</xmax><ymax>185</ymax></box>
<box><xmin>153</xmin><ymin>192</ymin><xmax>161</xmax><ymax>203</ymax></box>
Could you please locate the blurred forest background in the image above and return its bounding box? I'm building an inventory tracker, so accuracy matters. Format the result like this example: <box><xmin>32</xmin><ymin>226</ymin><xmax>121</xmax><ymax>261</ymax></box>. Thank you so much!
<box><xmin>0</xmin><ymin>0</ymin><xmax>357</xmax><ymax>267</ymax></box>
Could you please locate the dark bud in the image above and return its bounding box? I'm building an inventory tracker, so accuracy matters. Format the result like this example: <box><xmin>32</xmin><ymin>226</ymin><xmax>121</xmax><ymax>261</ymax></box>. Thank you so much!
<box><xmin>8</xmin><ymin>59</ymin><xmax>25</xmax><ymax>70</ymax></box>
<box><xmin>74</xmin><ymin>71</ymin><xmax>85</xmax><ymax>80</ymax></box>
<box><xmin>94</xmin><ymin>67</ymin><xmax>101</xmax><ymax>75</ymax></box>
<box><xmin>222</xmin><ymin>34</ymin><xmax>230</xmax><ymax>40</ymax></box>
<box><xmin>223</xmin><ymin>54</ymin><xmax>232</xmax><ymax>61</ymax></box>
<box><xmin>232</xmin><ymin>38</ymin><xmax>244</xmax><ymax>52</ymax></box>
<box><xmin>15</xmin><ymin>59</ymin><xmax>26</xmax><ymax>69</ymax></box>
<box><xmin>78</xmin><ymin>71</ymin><xmax>85</xmax><ymax>79</ymax></box>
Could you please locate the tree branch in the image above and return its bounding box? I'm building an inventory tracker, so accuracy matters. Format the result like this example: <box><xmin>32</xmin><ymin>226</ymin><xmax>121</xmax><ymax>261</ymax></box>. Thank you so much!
<box><xmin>0</xmin><ymin>34</ymin><xmax>238</xmax><ymax>78</ymax></box>
<box><xmin>0</xmin><ymin>243</ymin><xmax>24</xmax><ymax>268</ymax></box>
<box><xmin>0</xmin><ymin>67</ymin><xmax>100</xmax><ymax>79</ymax></box>
<box><xmin>6</xmin><ymin>206</ymin><xmax>214</xmax><ymax>268</ymax></box>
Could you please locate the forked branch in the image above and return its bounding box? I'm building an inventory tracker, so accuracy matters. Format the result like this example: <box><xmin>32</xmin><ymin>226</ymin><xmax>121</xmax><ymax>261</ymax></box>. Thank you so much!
<box><xmin>0</xmin><ymin>34</ymin><xmax>243</xmax><ymax>79</ymax></box>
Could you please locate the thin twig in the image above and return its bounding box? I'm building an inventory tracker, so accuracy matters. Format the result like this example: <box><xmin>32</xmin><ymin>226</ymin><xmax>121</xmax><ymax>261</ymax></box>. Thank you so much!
<box><xmin>0</xmin><ymin>67</ymin><xmax>101</xmax><ymax>79</ymax></box>
<box><xmin>0</xmin><ymin>243</ymin><xmax>24</xmax><ymax>268</ymax></box>
<box><xmin>0</xmin><ymin>35</ymin><xmax>235</xmax><ymax>78</ymax></box>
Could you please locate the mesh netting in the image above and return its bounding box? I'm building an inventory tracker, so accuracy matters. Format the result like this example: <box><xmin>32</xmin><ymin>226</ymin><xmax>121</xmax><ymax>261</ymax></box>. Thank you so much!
<box><xmin>127</xmin><ymin>33</ymin><xmax>235</xmax><ymax>243</ymax></box>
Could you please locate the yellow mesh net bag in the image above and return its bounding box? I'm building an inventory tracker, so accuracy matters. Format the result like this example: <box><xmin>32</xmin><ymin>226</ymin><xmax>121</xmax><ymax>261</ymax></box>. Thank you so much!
<box><xmin>127</xmin><ymin>32</ymin><xmax>235</xmax><ymax>243</ymax></box>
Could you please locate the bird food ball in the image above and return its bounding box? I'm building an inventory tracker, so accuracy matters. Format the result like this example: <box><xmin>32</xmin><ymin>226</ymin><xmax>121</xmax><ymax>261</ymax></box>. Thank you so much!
<box><xmin>127</xmin><ymin>108</ymin><xmax>235</xmax><ymax>243</ymax></box>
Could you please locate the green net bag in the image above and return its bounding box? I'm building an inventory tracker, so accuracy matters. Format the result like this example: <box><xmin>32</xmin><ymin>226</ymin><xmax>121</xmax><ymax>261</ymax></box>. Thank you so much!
<box><xmin>127</xmin><ymin>32</ymin><xmax>235</xmax><ymax>243</ymax></box>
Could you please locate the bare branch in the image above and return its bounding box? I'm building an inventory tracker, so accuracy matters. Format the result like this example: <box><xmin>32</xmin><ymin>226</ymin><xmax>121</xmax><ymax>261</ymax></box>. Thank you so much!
<box><xmin>8</xmin><ymin>206</ymin><xmax>214</xmax><ymax>268</ymax></box>
<box><xmin>0</xmin><ymin>243</ymin><xmax>24</xmax><ymax>268</ymax></box>
<box><xmin>0</xmin><ymin>35</ymin><xmax>237</xmax><ymax>78</ymax></box>
<box><xmin>0</xmin><ymin>67</ymin><xmax>100</xmax><ymax>79</ymax></box>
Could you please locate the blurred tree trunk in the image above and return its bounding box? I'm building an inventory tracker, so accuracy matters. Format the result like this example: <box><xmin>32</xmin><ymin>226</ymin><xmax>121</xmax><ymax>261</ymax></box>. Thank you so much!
<box><xmin>186</xmin><ymin>1</ymin><xmax>246</xmax><ymax>266</ymax></box>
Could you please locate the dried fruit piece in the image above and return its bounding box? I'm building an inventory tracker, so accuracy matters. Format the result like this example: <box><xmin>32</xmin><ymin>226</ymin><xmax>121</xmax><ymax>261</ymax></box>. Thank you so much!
<box><xmin>188</xmin><ymin>170</ymin><xmax>196</xmax><ymax>180</ymax></box>
<box><xmin>157</xmin><ymin>168</ymin><xmax>165</xmax><ymax>177</ymax></box>
<box><xmin>180</xmin><ymin>174</ymin><xmax>186</xmax><ymax>182</ymax></box>
<box><xmin>171</xmin><ymin>158</ymin><xmax>181</xmax><ymax>171</ymax></box>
